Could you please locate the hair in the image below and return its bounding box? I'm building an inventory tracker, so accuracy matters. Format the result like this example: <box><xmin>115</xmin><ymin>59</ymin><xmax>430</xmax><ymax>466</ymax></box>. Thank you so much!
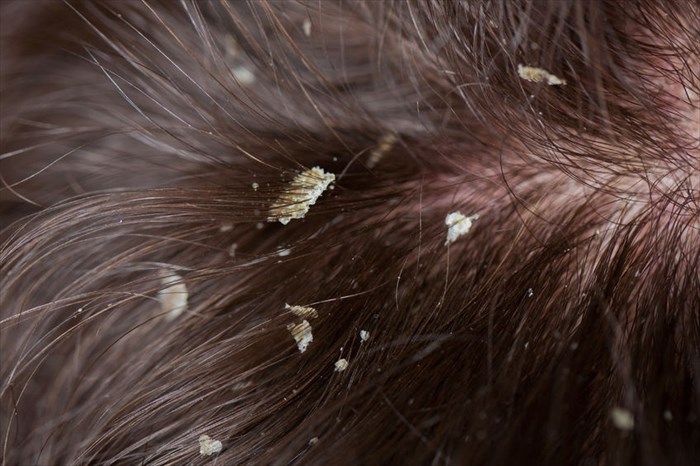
<box><xmin>1</xmin><ymin>0</ymin><xmax>698</xmax><ymax>464</ymax></box>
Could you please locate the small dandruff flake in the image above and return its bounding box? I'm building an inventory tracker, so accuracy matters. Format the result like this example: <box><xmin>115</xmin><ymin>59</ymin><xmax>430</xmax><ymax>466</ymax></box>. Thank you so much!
<box><xmin>233</xmin><ymin>66</ymin><xmax>255</xmax><ymax>85</ymax></box>
<box><xmin>445</xmin><ymin>211</ymin><xmax>479</xmax><ymax>245</ymax></box>
<box><xmin>367</xmin><ymin>133</ymin><xmax>398</xmax><ymax>168</ymax></box>
<box><xmin>334</xmin><ymin>358</ymin><xmax>349</xmax><ymax>372</ymax></box>
<box><xmin>517</xmin><ymin>64</ymin><xmax>567</xmax><ymax>86</ymax></box>
<box><xmin>610</xmin><ymin>407</ymin><xmax>635</xmax><ymax>431</ymax></box>
<box><xmin>285</xmin><ymin>303</ymin><xmax>319</xmax><ymax>319</ymax></box>
<box><xmin>303</xmin><ymin>18</ymin><xmax>312</xmax><ymax>37</ymax></box>
<box><xmin>359</xmin><ymin>330</ymin><xmax>370</xmax><ymax>341</ymax></box>
<box><xmin>158</xmin><ymin>273</ymin><xmax>188</xmax><ymax>321</ymax></box>
<box><xmin>308</xmin><ymin>436</ymin><xmax>319</xmax><ymax>446</ymax></box>
<box><xmin>287</xmin><ymin>320</ymin><xmax>313</xmax><ymax>353</ymax></box>
<box><xmin>252</xmin><ymin>182</ymin><xmax>259</xmax><ymax>191</ymax></box>
<box><xmin>269</xmin><ymin>167</ymin><xmax>335</xmax><ymax>224</ymax></box>
<box><xmin>199</xmin><ymin>435</ymin><xmax>223</xmax><ymax>456</ymax></box>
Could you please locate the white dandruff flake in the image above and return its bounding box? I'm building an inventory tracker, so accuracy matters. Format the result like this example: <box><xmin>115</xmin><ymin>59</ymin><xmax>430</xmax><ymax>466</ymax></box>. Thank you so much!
<box><xmin>445</xmin><ymin>211</ymin><xmax>479</xmax><ymax>245</ymax></box>
<box><xmin>302</xmin><ymin>18</ymin><xmax>312</xmax><ymax>37</ymax></box>
<box><xmin>287</xmin><ymin>320</ymin><xmax>313</xmax><ymax>353</ymax></box>
<box><xmin>334</xmin><ymin>358</ymin><xmax>349</xmax><ymax>372</ymax></box>
<box><xmin>252</xmin><ymin>182</ymin><xmax>259</xmax><ymax>191</ymax></box>
<box><xmin>517</xmin><ymin>64</ymin><xmax>566</xmax><ymax>86</ymax></box>
<box><xmin>233</xmin><ymin>66</ymin><xmax>255</xmax><ymax>85</ymax></box>
<box><xmin>199</xmin><ymin>435</ymin><xmax>223</xmax><ymax>456</ymax></box>
<box><xmin>308</xmin><ymin>437</ymin><xmax>319</xmax><ymax>446</ymax></box>
<box><xmin>219</xmin><ymin>222</ymin><xmax>234</xmax><ymax>232</ymax></box>
<box><xmin>158</xmin><ymin>273</ymin><xmax>188</xmax><ymax>321</ymax></box>
<box><xmin>285</xmin><ymin>303</ymin><xmax>318</xmax><ymax>319</ymax></box>
<box><xmin>359</xmin><ymin>330</ymin><xmax>370</xmax><ymax>341</ymax></box>
<box><xmin>610</xmin><ymin>407</ymin><xmax>635</xmax><ymax>431</ymax></box>
<box><xmin>269</xmin><ymin>167</ymin><xmax>335</xmax><ymax>224</ymax></box>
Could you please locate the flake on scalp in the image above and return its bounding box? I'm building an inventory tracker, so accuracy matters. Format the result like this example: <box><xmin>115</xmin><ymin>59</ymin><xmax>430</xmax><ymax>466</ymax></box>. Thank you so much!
<box><xmin>517</xmin><ymin>64</ymin><xmax>567</xmax><ymax>86</ymax></box>
<box><xmin>287</xmin><ymin>320</ymin><xmax>313</xmax><ymax>353</ymax></box>
<box><xmin>359</xmin><ymin>330</ymin><xmax>370</xmax><ymax>341</ymax></box>
<box><xmin>285</xmin><ymin>303</ymin><xmax>319</xmax><ymax>319</ymax></box>
<box><xmin>610</xmin><ymin>407</ymin><xmax>634</xmax><ymax>431</ymax></box>
<box><xmin>233</xmin><ymin>65</ymin><xmax>255</xmax><ymax>85</ymax></box>
<box><xmin>445</xmin><ymin>211</ymin><xmax>479</xmax><ymax>245</ymax></box>
<box><xmin>367</xmin><ymin>133</ymin><xmax>398</xmax><ymax>168</ymax></box>
<box><xmin>158</xmin><ymin>273</ymin><xmax>188</xmax><ymax>320</ymax></box>
<box><xmin>268</xmin><ymin>167</ymin><xmax>335</xmax><ymax>224</ymax></box>
<box><xmin>198</xmin><ymin>435</ymin><xmax>223</xmax><ymax>456</ymax></box>
<box><xmin>334</xmin><ymin>358</ymin><xmax>349</xmax><ymax>372</ymax></box>
<box><xmin>303</xmin><ymin>18</ymin><xmax>312</xmax><ymax>37</ymax></box>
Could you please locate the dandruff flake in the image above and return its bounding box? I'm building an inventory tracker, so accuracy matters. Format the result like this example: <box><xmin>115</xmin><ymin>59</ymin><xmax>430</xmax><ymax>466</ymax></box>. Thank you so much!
<box><xmin>367</xmin><ymin>133</ymin><xmax>398</xmax><ymax>168</ymax></box>
<box><xmin>285</xmin><ymin>303</ymin><xmax>319</xmax><ymax>319</ymax></box>
<box><xmin>334</xmin><ymin>358</ymin><xmax>349</xmax><ymax>372</ymax></box>
<box><xmin>517</xmin><ymin>64</ymin><xmax>567</xmax><ymax>86</ymax></box>
<box><xmin>198</xmin><ymin>435</ymin><xmax>223</xmax><ymax>456</ymax></box>
<box><xmin>303</xmin><ymin>18</ymin><xmax>312</xmax><ymax>37</ymax></box>
<box><xmin>610</xmin><ymin>407</ymin><xmax>634</xmax><ymax>431</ymax></box>
<box><xmin>445</xmin><ymin>212</ymin><xmax>479</xmax><ymax>245</ymax></box>
<box><xmin>158</xmin><ymin>273</ymin><xmax>188</xmax><ymax>320</ymax></box>
<box><xmin>287</xmin><ymin>320</ymin><xmax>313</xmax><ymax>353</ymax></box>
<box><xmin>268</xmin><ymin>167</ymin><xmax>335</xmax><ymax>224</ymax></box>
<box><xmin>359</xmin><ymin>330</ymin><xmax>370</xmax><ymax>341</ymax></box>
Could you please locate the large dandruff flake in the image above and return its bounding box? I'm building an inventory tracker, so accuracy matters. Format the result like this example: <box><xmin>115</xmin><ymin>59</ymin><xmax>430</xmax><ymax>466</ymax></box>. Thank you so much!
<box><xmin>268</xmin><ymin>167</ymin><xmax>335</xmax><ymax>224</ymax></box>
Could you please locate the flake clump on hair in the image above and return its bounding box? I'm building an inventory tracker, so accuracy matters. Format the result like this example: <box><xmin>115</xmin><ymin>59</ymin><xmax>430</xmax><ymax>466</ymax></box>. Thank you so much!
<box><xmin>517</xmin><ymin>64</ymin><xmax>567</xmax><ymax>86</ymax></box>
<box><xmin>445</xmin><ymin>212</ymin><xmax>479</xmax><ymax>245</ymax></box>
<box><xmin>269</xmin><ymin>166</ymin><xmax>335</xmax><ymax>224</ymax></box>
<box><xmin>610</xmin><ymin>407</ymin><xmax>635</xmax><ymax>431</ymax></box>
<box><xmin>334</xmin><ymin>358</ymin><xmax>349</xmax><ymax>372</ymax></box>
<box><xmin>286</xmin><ymin>303</ymin><xmax>319</xmax><ymax>319</ymax></box>
<box><xmin>287</xmin><ymin>320</ymin><xmax>313</xmax><ymax>353</ymax></box>
<box><xmin>198</xmin><ymin>434</ymin><xmax>223</xmax><ymax>456</ymax></box>
<box><xmin>359</xmin><ymin>330</ymin><xmax>370</xmax><ymax>341</ymax></box>
<box><xmin>158</xmin><ymin>273</ymin><xmax>188</xmax><ymax>320</ymax></box>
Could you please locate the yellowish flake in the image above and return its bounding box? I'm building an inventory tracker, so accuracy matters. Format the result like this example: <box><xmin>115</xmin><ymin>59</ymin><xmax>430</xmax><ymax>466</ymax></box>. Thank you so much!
<box><xmin>517</xmin><ymin>64</ymin><xmax>567</xmax><ymax>86</ymax></box>
<box><xmin>285</xmin><ymin>303</ymin><xmax>319</xmax><ymax>319</ymax></box>
<box><xmin>610</xmin><ymin>407</ymin><xmax>634</xmax><ymax>431</ymax></box>
<box><xmin>287</xmin><ymin>320</ymin><xmax>313</xmax><ymax>353</ymax></box>
<box><xmin>334</xmin><ymin>358</ymin><xmax>349</xmax><ymax>372</ymax></box>
<box><xmin>269</xmin><ymin>167</ymin><xmax>335</xmax><ymax>224</ymax></box>
<box><xmin>367</xmin><ymin>133</ymin><xmax>398</xmax><ymax>168</ymax></box>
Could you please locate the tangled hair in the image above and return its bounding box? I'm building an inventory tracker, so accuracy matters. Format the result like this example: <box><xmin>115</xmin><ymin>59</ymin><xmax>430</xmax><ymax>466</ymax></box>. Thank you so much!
<box><xmin>1</xmin><ymin>0</ymin><xmax>699</xmax><ymax>464</ymax></box>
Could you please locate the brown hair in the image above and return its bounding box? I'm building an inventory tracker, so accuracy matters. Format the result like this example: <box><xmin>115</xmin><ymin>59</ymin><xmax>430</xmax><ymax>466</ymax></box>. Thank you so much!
<box><xmin>1</xmin><ymin>1</ymin><xmax>698</xmax><ymax>464</ymax></box>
